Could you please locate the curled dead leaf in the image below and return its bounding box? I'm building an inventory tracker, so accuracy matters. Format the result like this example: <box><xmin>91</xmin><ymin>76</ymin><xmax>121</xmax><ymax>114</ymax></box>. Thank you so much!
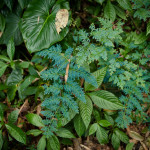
<box><xmin>55</xmin><ymin>9</ymin><xmax>69</xmax><ymax>34</ymax></box>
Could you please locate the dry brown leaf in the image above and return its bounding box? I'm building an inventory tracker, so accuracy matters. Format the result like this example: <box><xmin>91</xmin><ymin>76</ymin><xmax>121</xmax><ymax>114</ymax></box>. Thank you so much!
<box><xmin>55</xmin><ymin>9</ymin><xmax>69</xmax><ymax>34</ymax></box>
<box><xmin>0</xmin><ymin>32</ymin><xmax>3</xmax><ymax>37</ymax></box>
<box><xmin>19</xmin><ymin>99</ymin><xmax>29</xmax><ymax>114</ymax></box>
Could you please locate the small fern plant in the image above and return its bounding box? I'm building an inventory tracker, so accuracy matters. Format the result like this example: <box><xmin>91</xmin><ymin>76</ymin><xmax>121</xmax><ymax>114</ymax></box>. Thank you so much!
<box><xmin>37</xmin><ymin>45</ymin><xmax>98</xmax><ymax>137</ymax></box>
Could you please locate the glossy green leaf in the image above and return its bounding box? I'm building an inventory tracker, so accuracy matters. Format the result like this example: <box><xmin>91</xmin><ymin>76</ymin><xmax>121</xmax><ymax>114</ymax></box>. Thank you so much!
<box><xmin>37</xmin><ymin>135</ymin><xmax>46</xmax><ymax>150</ymax></box>
<box><xmin>7</xmin><ymin>85</ymin><xmax>17</xmax><ymax>102</ymax></box>
<box><xmin>56</xmin><ymin>128</ymin><xmax>76</xmax><ymax>138</ymax></box>
<box><xmin>18</xmin><ymin>0</ymin><xmax>31</xmax><ymax>9</ymax></box>
<box><xmin>26</xmin><ymin>129</ymin><xmax>43</xmax><ymax>136</ymax></box>
<box><xmin>93</xmin><ymin>108</ymin><xmax>101</xmax><ymax>122</ymax></box>
<box><xmin>0</xmin><ymin>55</ymin><xmax>10</xmax><ymax>62</ymax></box>
<box><xmin>104</xmin><ymin>113</ymin><xmax>114</xmax><ymax>125</ymax></box>
<box><xmin>74</xmin><ymin>114</ymin><xmax>86</xmax><ymax>137</ymax></box>
<box><xmin>98</xmin><ymin>120</ymin><xmax>112</xmax><ymax>127</ymax></box>
<box><xmin>47</xmin><ymin>135</ymin><xmax>60</xmax><ymax>150</ymax></box>
<box><xmin>116</xmin><ymin>0</ymin><xmax>131</xmax><ymax>10</ymax></box>
<box><xmin>79</xmin><ymin>95</ymin><xmax>93</xmax><ymax>129</ymax></box>
<box><xmin>26</xmin><ymin>113</ymin><xmax>45</xmax><ymax>127</ymax></box>
<box><xmin>126</xmin><ymin>142</ymin><xmax>134</xmax><ymax>150</ymax></box>
<box><xmin>7</xmin><ymin>38</ymin><xmax>15</xmax><ymax>61</ymax></box>
<box><xmin>96</xmin><ymin>125</ymin><xmax>108</xmax><ymax>144</ymax></box>
<box><xmin>21</xmin><ymin>0</ymin><xmax>70</xmax><ymax>53</ymax></box>
<box><xmin>104</xmin><ymin>0</ymin><xmax>116</xmax><ymax>22</ymax></box>
<box><xmin>5</xmin><ymin>123</ymin><xmax>26</xmax><ymax>144</ymax></box>
<box><xmin>89</xmin><ymin>123</ymin><xmax>98</xmax><ymax>135</ymax></box>
<box><xmin>88</xmin><ymin>90</ymin><xmax>124</xmax><ymax>110</ymax></box>
<box><xmin>85</xmin><ymin>67</ymin><xmax>106</xmax><ymax>91</ymax></box>
<box><xmin>115</xmin><ymin>129</ymin><xmax>129</xmax><ymax>144</ymax></box>
<box><xmin>8</xmin><ymin>109</ymin><xmax>19</xmax><ymax>124</ymax></box>
<box><xmin>0</xmin><ymin>14</ymin><xmax>23</xmax><ymax>45</ymax></box>
<box><xmin>111</xmin><ymin>133</ymin><xmax>120</xmax><ymax>150</ymax></box>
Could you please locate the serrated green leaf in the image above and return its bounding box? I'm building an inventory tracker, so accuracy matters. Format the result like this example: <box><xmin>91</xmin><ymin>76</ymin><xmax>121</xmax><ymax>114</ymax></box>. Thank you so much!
<box><xmin>134</xmin><ymin>33</ymin><xmax>147</xmax><ymax>45</ymax></box>
<box><xmin>26</xmin><ymin>129</ymin><xmax>43</xmax><ymax>136</ymax></box>
<box><xmin>56</xmin><ymin>128</ymin><xmax>76</xmax><ymax>138</ymax></box>
<box><xmin>85</xmin><ymin>67</ymin><xmax>106</xmax><ymax>91</ymax></box>
<box><xmin>96</xmin><ymin>125</ymin><xmax>108</xmax><ymax>144</ymax></box>
<box><xmin>89</xmin><ymin>123</ymin><xmax>98</xmax><ymax>135</ymax></box>
<box><xmin>74</xmin><ymin>114</ymin><xmax>86</xmax><ymax>137</ymax></box>
<box><xmin>98</xmin><ymin>120</ymin><xmax>112</xmax><ymax>127</ymax></box>
<box><xmin>115</xmin><ymin>129</ymin><xmax>129</xmax><ymax>144</ymax></box>
<box><xmin>0</xmin><ymin>103</ymin><xmax>7</xmax><ymax>121</ymax></box>
<box><xmin>21</xmin><ymin>0</ymin><xmax>70</xmax><ymax>53</ymax></box>
<box><xmin>0</xmin><ymin>63</ymin><xmax>8</xmax><ymax>77</ymax></box>
<box><xmin>5</xmin><ymin>123</ymin><xmax>26</xmax><ymax>144</ymax></box>
<box><xmin>47</xmin><ymin>135</ymin><xmax>60</xmax><ymax>150</ymax></box>
<box><xmin>0</xmin><ymin>55</ymin><xmax>10</xmax><ymax>62</ymax></box>
<box><xmin>104</xmin><ymin>113</ymin><xmax>114</xmax><ymax>125</ymax></box>
<box><xmin>93</xmin><ymin>108</ymin><xmax>101</xmax><ymax>122</ymax></box>
<box><xmin>146</xmin><ymin>22</ymin><xmax>150</xmax><ymax>35</ymax></box>
<box><xmin>26</xmin><ymin>113</ymin><xmax>45</xmax><ymax>127</ymax></box>
<box><xmin>104</xmin><ymin>0</ymin><xmax>116</xmax><ymax>22</ymax></box>
<box><xmin>0</xmin><ymin>130</ymin><xmax>3</xmax><ymax>150</ymax></box>
<box><xmin>37</xmin><ymin>135</ymin><xmax>46</xmax><ymax>150</ymax></box>
<box><xmin>79</xmin><ymin>95</ymin><xmax>93</xmax><ymax>129</ymax></box>
<box><xmin>114</xmin><ymin>5</ymin><xmax>126</xmax><ymax>20</ymax></box>
<box><xmin>8</xmin><ymin>109</ymin><xmax>19</xmax><ymax>124</ymax></box>
<box><xmin>116</xmin><ymin>0</ymin><xmax>131</xmax><ymax>10</ymax></box>
<box><xmin>7</xmin><ymin>38</ymin><xmax>15</xmax><ymax>61</ymax></box>
<box><xmin>126</xmin><ymin>142</ymin><xmax>134</xmax><ymax>150</ymax></box>
<box><xmin>111</xmin><ymin>133</ymin><xmax>120</xmax><ymax>150</ymax></box>
<box><xmin>19</xmin><ymin>61</ymin><xmax>30</xmax><ymax>68</ymax></box>
<box><xmin>7</xmin><ymin>85</ymin><xmax>17</xmax><ymax>102</ymax></box>
<box><xmin>88</xmin><ymin>90</ymin><xmax>124</xmax><ymax>110</ymax></box>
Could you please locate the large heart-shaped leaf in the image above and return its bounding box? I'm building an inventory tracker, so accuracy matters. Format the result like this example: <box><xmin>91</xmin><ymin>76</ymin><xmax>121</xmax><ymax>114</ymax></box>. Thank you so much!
<box><xmin>21</xmin><ymin>0</ymin><xmax>70</xmax><ymax>53</ymax></box>
<box><xmin>88</xmin><ymin>90</ymin><xmax>124</xmax><ymax>110</ymax></box>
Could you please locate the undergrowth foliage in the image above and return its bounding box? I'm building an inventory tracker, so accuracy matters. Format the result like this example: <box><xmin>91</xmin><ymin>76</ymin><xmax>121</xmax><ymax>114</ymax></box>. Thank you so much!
<box><xmin>37</xmin><ymin>45</ymin><xmax>97</xmax><ymax>137</ymax></box>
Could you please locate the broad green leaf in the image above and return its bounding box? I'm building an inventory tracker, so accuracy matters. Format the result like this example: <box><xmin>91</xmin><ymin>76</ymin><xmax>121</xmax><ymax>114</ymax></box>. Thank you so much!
<box><xmin>104</xmin><ymin>113</ymin><xmax>114</xmax><ymax>125</ymax></box>
<box><xmin>79</xmin><ymin>95</ymin><xmax>93</xmax><ymax>129</ymax></box>
<box><xmin>7</xmin><ymin>38</ymin><xmax>15</xmax><ymax>61</ymax></box>
<box><xmin>73</xmin><ymin>114</ymin><xmax>86</xmax><ymax>137</ymax></box>
<box><xmin>7</xmin><ymin>85</ymin><xmax>17</xmax><ymax>102</ymax></box>
<box><xmin>116</xmin><ymin>0</ymin><xmax>131</xmax><ymax>10</ymax></box>
<box><xmin>96</xmin><ymin>125</ymin><xmax>108</xmax><ymax>144</ymax></box>
<box><xmin>114</xmin><ymin>5</ymin><xmax>126</xmax><ymax>20</ymax></box>
<box><xmin>0</xmin><ymin>62</ymin><xmax>8</xmax><ymax>77</ymax></box>
<box><xmin>111</xmin><ymin>133</ymin><xmax>120</xmax><ymax>150</ymax></box>
<box><xmin>5</xmin><ymin>123</ymin><xmax>26</xmax><ymax>144</ymax></box>
<box><xmin>37</xmin><ymin>135</ymin><xmax>46</xmax><ymax>150</ymax></box>
<box><xmin>98</xmin><ymin>120</ymin><xmax>112</xmax><ymax>127</ymax></box>
<box><xmin>126</xmin><ymin>142</ymin><xmax>134</xmax><ymax>150</ymax></box>
<box><xmin>0</xmin><ymin>130</ymin><xmax>3</xmax><ymax>150</ymax></box>
<box><xmin>47</xmin><ymin>135</ymin><xmax>60</xmax><ymax>150</ymax></box>
<box><xmin>8</xmin><ymin>109</ymin><xmax>19</xmax><ymax>124</ymax></box>
<box><xmin>18</xmin><ymin>0</ymin><xmax>31</xmax><ymax>9</ymax></box>
<box><xmin>0</xmin><ymin>14</ymin><xmax>5</xmax><ymax>32</ymax></box>
<box><xmin>4</xmin><ymin>0</ymin><xmax>13</xmax><ymax>10</ymax></box>
<box><xmin>56</xmin><ymin>128</ymin><xmax>76</xmax><ymax>138</ymax></box>
<box><xmin>26</xmin><ymin>129</ymin><xmax>43</xmax><ymax>136</ymax></box>
<box><xmin>85</xmin><ymin>67</ymin><xmax>106</xmax><ymax>91</ymax></box>
<box><xmin>115</xmin><ymin>129</ymin><xmax>129</xmax><ymax>144</ymax></box>
<box><xmin>0</xmin><ymin>55</ymin><xmax>10</xmax><ymax>62</ymax></box>
<box><xmin>0</xmin><ymin>103</ymin><xmax>7</xmax><ymax>121</ymax></box>
<box><xmin>26</xmin><ymin>113</ymin><xmax>45</xmax><ymax>127</ymax></box>
<box><xmin>104</xmin><ymin>0</ymin><xmax>116</xmax><ymax>22</ymax></box>
<box><xmin>93</xmin><ymin>108</ymin><xmax>101</xmax><ymax>122</ymax></box>
<box><xmin>6</xmin><ymin>68</ymin><xmax>23</xmax><ymax>86</ymax></box>
<box><xmin>88</xmin><ymin>90</ymin><xmax>124</xmax><ymax>110</ymax></box>
<box><xmin>89</xmin><ymin>123</ymin><xmax>98</xmax><ymax>135</ymax></box>
<box><xmin>0</xmin><ymin>14</ymin><xmax>23</xmax><ymax>45</ymax></box>
<box><xmin>146</xmin><ymin>21</ymin><xmax>150</xmax><ymax>35</ymax></box>
<box><xmin>128</xmin><ymin>131</ymin><xmax>144</xmax><ymax>141</ymax></box>
<box><xmin>21</xmin><ymin>0</ymin><xmax>70</xmax><ymax>53</ymax></box>
<box><xmin>19</xmin><ymin>61</ymin><xmax>30</xmax><ymax>68</ymax></box>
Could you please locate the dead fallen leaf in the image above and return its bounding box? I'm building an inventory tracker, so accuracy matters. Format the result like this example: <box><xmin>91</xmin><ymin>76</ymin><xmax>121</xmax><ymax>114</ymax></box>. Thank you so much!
<box><xmin>55</xmin><ymin>9</ymin><xmax>69</xmax><ymax>34</ymax></box>
<box><xmin>129</xmin><ymin>131</ymin><xmax>144</xmax><ymax>141</ymax></box>
<box><xmin>19</xmin><ymin>99</ymin><xmax>29</xmax><ymax>114</ymax></box>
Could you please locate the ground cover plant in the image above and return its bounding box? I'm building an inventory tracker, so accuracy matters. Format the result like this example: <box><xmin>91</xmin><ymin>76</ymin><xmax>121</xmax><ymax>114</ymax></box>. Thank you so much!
<box><xmin>0</xmin><ymin>0</ymin><xmax>150</xmax><ymax>149</ymax></box>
